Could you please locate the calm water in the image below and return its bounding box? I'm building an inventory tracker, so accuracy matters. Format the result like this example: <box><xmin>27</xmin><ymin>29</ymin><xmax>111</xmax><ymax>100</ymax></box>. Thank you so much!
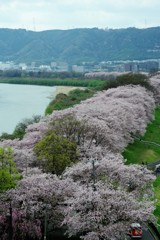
<box><xmin>0</xmin><ymin>84</ymin><xmax>56</xmax><ymax>134</ymax></box>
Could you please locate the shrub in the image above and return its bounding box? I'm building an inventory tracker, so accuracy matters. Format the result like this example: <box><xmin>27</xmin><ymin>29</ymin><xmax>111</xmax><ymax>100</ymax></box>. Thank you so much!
<box><xmin>103</xmin><ymin>73</ymin><xmax>153</xmax><ymax>91</ymax></box>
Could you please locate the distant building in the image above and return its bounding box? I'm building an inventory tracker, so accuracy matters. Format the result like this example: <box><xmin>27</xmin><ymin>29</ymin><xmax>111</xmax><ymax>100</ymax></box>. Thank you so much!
<box><xmin>123</xmin><ymin>60</ymin><xmax>159</xmax><ymax>73</ymax></box>
<box><xmin>50</xmin><ymin>62</ymin><xmax>57</xmax><ymax>68</ymax></box>
<box><xmin>0</xmin><ymin>61</ymin><xmax>13</xmax><ymax>70</ymax></box>
<box><xmin>31</xmin><ymin>62</ymin><xmax>36</xmax><ymax>68</ymax></box>
<box><xmin>39</xmin><ymin>65</ymin><xmax>52</xmax><ymax>72</ymax></box>
<box><xmin>19</xmin><ymin>63</ymin><xmax>27</xmax><ymax>70</ymax></box>
<box><xmin>0</xmin><ymin>59</ymin><xmax>159</xmax><ymax>74</ymax></box>
<box><xmin>138</xmin><ymin>60</ymin><xmax>159</xmax><ymax>73</ymax></box>
<box><xmin>0</xmin><ymin>61</ymin><xmax>21</xmax><ymax>70</ymax></box>
<box><xmin>55</xmin><ymin>62</ymin><xmax>69</xmax><ymax>72</ymax></box>
<box><xmin>72</xmin><ymin>65</ymin><xmax>85</xmax><ymax>73</ymax></box>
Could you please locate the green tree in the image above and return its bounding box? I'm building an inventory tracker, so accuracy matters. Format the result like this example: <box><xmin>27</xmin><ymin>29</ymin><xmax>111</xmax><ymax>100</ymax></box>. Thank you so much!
<box><xmin>0</xmin><ymin>146</ymin><xmax>21</xmax><ymax>193</ymax></box>
<box><xmin>13</xmin><ymin>115</ymin><xmax>41</xmax><ymax>139</ymax></box>
<box><xmin>34</xmin><ymin>132</ymin><xmax>79</xmax><ymax>175</ymax></box>
<box><xmin>103</xmin><ymin>73</ymin><xmax>153</xmax><ymax>91</ymax></box>
<box><xmin>0</xmin><ymin>132</ymin><xmax>15</xmax><ymax>140</ymax></box>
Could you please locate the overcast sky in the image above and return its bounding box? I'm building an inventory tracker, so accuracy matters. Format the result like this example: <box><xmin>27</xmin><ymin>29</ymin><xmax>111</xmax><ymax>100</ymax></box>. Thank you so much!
<box><xmin>0</xmin><ymin>0</ymin><xmax>159</xmax><ymax>31</ymax></box>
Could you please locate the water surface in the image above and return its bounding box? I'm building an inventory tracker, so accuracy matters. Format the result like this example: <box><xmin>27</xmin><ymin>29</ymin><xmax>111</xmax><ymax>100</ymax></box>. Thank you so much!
<box><xmin>0</xmin><ymin>84</ymin><xmax>56</xmax><ymax>134</ymax></box>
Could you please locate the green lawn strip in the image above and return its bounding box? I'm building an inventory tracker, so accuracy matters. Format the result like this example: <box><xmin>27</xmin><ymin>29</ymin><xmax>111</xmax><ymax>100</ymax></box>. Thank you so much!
<box><xmin>123</xmin><ymin>107</ymin><xmax>160</xmax><ymax>165</ymax></box>
<box><xmin>153</xmin><ymin>177</ymin><xmax>160</xmax><ymax>230</ymax></box>
<box><xmin>123</xmin><ymin>141</ymin><xmax>160</xmax><ymax>165</ymax></box>
<box><xmin>123</xmin><ymin>107</ymin><xmax>160</xmax><ymax>230</ymax></box>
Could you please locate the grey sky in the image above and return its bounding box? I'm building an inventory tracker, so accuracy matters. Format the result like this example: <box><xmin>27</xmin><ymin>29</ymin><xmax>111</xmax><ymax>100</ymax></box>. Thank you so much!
<box><xmin>0</xmin><ymin>0</ymin><xmax>159</xmax><ymax>31</ymax></box>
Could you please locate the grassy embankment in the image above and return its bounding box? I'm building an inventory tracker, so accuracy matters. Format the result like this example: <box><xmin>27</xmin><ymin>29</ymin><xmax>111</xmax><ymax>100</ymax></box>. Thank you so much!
<box><xmin>45</xmin><ymin>88</ymin><xmax>95</xmax><ymax>115</ymax></box>
<box><xmin>123</xmin><ymin>107</ymin><xmax>160</xmax><ymax>228</ymax></box>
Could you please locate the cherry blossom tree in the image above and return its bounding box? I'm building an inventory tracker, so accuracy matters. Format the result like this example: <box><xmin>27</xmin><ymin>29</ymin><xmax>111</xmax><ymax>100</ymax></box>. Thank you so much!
<box><xmin>150</xmin><ymin>73</ymin><xmax>160</xmax><ymax>104</ymax></box>
<box><xmin>84</xmin><ymin>71</ymin><xmax>123</xmax><ymax>80</ymax></box>
<box><xmin>0</xmin><ymin>204</ymin><xmax>42</xmax><ymax>240</ymax></box>
<box><xmin>0</xmin><ymin>199</ymin><xmax>42</xmax><ymax>240</ymax></box>
<box><xmin>0</xmin><ymin>168</ymin><xmax>79</xmax><ymax>239</ymax></box>
<box><xmin>62</xmin><ymin>148</ymin><xmax>155</xmax><ymax>239</ymax></box>
<box><xmin>63</xmin><ymin>149</ymin><xmax>155</xmax><ymax>197</ymax></box>
<box><xmin>63</xmin><ymin>183</ymin><xmax>155</xmax><ymax>240</ymax></box>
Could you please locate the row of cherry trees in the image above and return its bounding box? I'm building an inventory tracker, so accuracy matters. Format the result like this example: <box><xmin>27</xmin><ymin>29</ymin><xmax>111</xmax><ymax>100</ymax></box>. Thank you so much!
<box><xmin>0</xmin><ymin>80</ymin><xmax>159</xmax><ymax>239</ymax></box>
<box><xmin>150</xmin><ymin>74</ymin><xmax>160</xmax><ymax>103</ymax></box>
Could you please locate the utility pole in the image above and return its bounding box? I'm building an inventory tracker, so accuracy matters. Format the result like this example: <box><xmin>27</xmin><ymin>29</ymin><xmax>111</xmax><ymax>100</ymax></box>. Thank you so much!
<box><xmin>44</xmin><ymin>205</ymin><xmax>47</xmax><ymax>240</ymax></box>
<box><xmin>7</xmin><ymin>201</ymin><xmax>13</xmax><ymax>240</ymax></box>
<box><xmin>9</xmin><ymin>161</ymin><xmax>13</xmax><ymax>240</ymax></box>
<box><xmin>26</xmin><ymin>156</ymin><xmax>28</xmax><ymax>176</ymax></box>
<box><xmin>92</xmin><ymin>160</ymin><xmax>96</xmax><ymax>191</ymax></box>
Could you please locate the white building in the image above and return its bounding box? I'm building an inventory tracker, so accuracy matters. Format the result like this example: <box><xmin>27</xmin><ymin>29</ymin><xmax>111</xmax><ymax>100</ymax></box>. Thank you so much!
<box><xmin>72</xmin><ymin>65</ymin><xmax>85</xmax><ymax>73</ymax></box>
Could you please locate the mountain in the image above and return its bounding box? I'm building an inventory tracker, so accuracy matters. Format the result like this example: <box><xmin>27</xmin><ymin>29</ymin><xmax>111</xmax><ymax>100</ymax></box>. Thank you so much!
<box><xmin>0</xmin><ymin>27</ymin><xmax>160</xmax><ymax>64</ymax></box>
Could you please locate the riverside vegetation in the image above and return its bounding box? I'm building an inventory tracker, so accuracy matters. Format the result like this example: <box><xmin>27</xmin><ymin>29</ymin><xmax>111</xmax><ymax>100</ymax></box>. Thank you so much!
<box><xmin>0</xmin><ymin>77</ymin><xmax>105</xmax><ymax>88</ymax></box>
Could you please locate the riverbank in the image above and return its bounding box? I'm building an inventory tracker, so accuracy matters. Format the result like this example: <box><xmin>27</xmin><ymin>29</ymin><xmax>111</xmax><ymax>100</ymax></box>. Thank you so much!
<box><xmin>52</xmin><ymin>86</ymin><xmax>83</xmax><ymax>98</ymax></box>
<box><xmin>45</xmin><ymin>87</ymin><xmax>94</xmax><ymax>115</ymax></box>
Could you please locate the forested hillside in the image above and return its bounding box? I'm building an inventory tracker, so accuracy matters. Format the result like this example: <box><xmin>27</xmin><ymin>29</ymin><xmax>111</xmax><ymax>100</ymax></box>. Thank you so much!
<box><xmin>0</xmin><ymin>27</ymin><xmax>160</xmax><ymax>64</ymax></box>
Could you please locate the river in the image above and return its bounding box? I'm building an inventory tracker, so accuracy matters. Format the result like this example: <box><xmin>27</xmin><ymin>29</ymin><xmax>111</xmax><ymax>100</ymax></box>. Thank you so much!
<box><xmin>0</xmin><ymin>83</ymin><xmax>57</xmax><ymax>134</ymax></box>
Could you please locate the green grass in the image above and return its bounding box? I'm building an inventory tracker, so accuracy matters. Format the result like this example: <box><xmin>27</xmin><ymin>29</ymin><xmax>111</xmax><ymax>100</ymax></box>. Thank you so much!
<box><xmin>45</xmin><ymin>88</ymin><xmax>95</xmax><ymax>115</ymax></box>
<box><xmin>123</xmin><ymin>141</ymin><xmax>160</xmax><ymax>165</ymax></box>
<box><xmin>123</xmin><ymin>107</ymin><xmax>160</xmax><ymax>229</ymax></box>
<box><xmin>123</xmin><ymin>107</ymin><xmax>160</xmax><ymax>165</ymax></box>
<box><xmin>102</xmin><ymin>73</ymin><xmax>154</xmax><ymax>92</ymax></box>
<box><xmin>0</xmin><ymin>77</ymin><xmax>106</xmax><ymax>88</ymax></box>
<box><xmin>153</xmin><ymin>177</ymin><xmax>160</xmax><ymax>228</ymax></box>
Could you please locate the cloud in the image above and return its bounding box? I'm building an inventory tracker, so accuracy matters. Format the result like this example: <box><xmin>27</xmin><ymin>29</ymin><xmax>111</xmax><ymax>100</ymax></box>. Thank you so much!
<box><xmin>0</xmin><ymin>0</ymin><xmax>159</xmax><ymax>30</ymax></box>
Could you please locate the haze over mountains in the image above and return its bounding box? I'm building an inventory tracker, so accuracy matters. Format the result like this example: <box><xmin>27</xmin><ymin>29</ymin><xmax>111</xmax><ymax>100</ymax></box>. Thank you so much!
<box><xmin>0</xmin><ymin>27</ymin><xmax>160</xmax><ymax>65</ymax></box>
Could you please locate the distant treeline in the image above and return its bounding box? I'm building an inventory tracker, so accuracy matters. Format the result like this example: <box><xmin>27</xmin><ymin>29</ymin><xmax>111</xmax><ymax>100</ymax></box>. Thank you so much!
<box><xmin>0</xmin><ymin>69</ymin><xmax>84</xmax><ymax>78</ymax></box>
<box><xmin>0</xmin><ymin>77</ymin><xmax>105</xmax><ymax>88</ymax></box>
